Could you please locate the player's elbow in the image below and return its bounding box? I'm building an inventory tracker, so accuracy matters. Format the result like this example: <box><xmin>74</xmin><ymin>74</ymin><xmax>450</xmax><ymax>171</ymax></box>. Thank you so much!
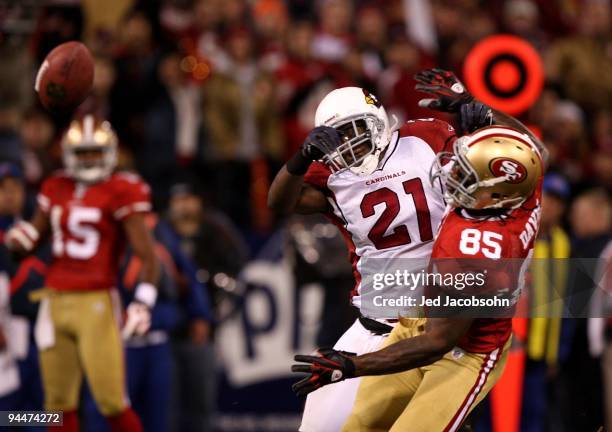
<box><xmin>267</xmin><ymin>192</ymin><xmax>282</xmax><ymax>213</ymax></box>
<box><xmin>267</xmin><ymin>191</ymin><xmax>294</xmax><ymax>216</ymax></box>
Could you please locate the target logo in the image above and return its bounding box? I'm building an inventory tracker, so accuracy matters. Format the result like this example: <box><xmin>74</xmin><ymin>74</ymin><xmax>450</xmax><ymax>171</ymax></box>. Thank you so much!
<box><xmin>463</xmin><ymin>35</ymin><xmax>544</xmax><ymax>115</ymax></box>
<box><xmin>489</xmin><ymin>158</ymin><xmax>527</xmax><ymax>183</ymax></box>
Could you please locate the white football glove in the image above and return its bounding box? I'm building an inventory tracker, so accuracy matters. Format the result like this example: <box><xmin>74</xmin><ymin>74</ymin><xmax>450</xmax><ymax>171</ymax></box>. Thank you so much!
<box><xmin>122</xmin><ymin>282</ymin><xmax>157</xmax><ymax>339</ymax></box>
<box><xmin>4</xmin><ymin>221</ymin><xmax>39</xmax><ymax>253</ymax></box>
<box><xmin>122</xmin><ymin>302</ymin><xmax>152</xmax><ymax>338</ymax></box>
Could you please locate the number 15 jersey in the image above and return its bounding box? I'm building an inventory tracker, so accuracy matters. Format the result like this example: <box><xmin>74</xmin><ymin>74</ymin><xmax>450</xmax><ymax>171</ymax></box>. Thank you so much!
<box><xmin>304</xmin><ymin>119</ymin><xmax>455</xmax><ymax>308</ymax></box>
<box><xmin>37</xmin><ymin>171</ymin><xmax>152</xmax><ymax>292</ymax></box>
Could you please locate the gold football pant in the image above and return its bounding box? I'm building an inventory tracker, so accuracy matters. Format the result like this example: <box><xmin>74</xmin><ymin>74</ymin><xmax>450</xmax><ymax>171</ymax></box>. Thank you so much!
<box><xmin>343</xmin><ymin>319</ymin><xmax>509</xmax><ymax>432</ymax></box>
<box><xmin>37</xmin><ymin>289</ymin><xmax>129</xmax><ymax>416</ymax></box>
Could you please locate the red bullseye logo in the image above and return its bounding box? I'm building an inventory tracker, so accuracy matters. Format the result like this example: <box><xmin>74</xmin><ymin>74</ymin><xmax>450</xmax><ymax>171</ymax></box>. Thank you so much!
<box><xmin>463</xmin><ymin>35</ymin><xmax>544</xmax><ymax>116</ymax></box>
<box><xmin>489</xmin><ymin>158</ymin><xmax>527</xmax><ymax>184</ymax></box>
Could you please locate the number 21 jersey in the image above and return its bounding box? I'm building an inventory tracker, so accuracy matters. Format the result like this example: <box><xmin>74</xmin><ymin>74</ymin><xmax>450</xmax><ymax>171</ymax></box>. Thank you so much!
<box><xmin>304</xmin><ymin>119</ymin><xmax>455</xmax><ymax>308</ymax></box>
<box><xmin>37</xmin><ymin>171</ymin><xmax>152</xmax><ymax>291</ymax></box>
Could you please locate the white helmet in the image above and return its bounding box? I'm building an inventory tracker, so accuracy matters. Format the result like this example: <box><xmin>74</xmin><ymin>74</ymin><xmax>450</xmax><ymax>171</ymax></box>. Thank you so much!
<box><xmin>314</xmin><ymin>87</ymin><xmax>397</xmax><ymax>176</ymax></box>
<box><xmin>62</xmin><ymin>115</ymin><xmax>118</xmax><ymax>183</ymax></box>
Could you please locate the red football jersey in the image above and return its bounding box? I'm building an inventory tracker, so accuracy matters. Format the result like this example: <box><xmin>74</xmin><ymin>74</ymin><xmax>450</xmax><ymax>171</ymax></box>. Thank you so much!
<box><xmin>37</xmin><ymin>171</ymin><xmax>152</xmax><ymax>291</ymax></box>
<box><xmin>430</xmin><ymin>182</ymin><xmax>542</xmax><ymax>353</ymax></box>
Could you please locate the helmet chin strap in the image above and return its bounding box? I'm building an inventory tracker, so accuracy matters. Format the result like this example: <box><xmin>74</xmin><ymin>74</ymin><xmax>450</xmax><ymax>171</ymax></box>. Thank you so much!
<box><xmin>349</xmin><ymin>114</ymin><xmax>398</xmax><ymax>176</ymax></box>
<box><xmin>350</xmin><ymin>149</ymin><xmax>381</xmax><ymax>175</ymax></box>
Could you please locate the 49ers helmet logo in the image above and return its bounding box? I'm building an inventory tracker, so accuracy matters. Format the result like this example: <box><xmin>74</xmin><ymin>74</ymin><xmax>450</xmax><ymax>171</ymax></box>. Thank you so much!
<box><xmin>489</xmin><ymin>157</ymin><xmax>527</xmax><ymax>183</ymax></box>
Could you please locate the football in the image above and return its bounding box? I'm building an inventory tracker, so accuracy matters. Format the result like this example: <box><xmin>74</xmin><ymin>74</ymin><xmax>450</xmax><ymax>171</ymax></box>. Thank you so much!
<box><xmin>35</xmin><ymin>41</ymin><xmax>94</xmax><ymax>112</ymax></box>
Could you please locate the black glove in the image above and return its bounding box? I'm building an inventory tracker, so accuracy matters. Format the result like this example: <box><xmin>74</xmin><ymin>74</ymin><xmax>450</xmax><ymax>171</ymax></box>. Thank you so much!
<box><xmin>287</xmin><ymin>126</ymin><xmax>342</xmax><ymax>175</ymax></box>
<box><xmin>459</xmin><ymin>102</ymin><xmax>493</xmax><ymax>134</ymax></box>
<box><xmin>414</xmin><ymin>68</ymin><xmax>474</xmax><ymax>113</ymax></box>
<box><xmin>291</xmin><ymin>348</ymin><xmax>356</xmax><ymax>396</ymax></box>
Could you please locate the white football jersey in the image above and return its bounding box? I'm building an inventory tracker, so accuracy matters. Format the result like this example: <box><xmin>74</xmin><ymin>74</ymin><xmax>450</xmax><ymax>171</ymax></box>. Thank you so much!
<box><xmin>304</xmin><ymin>118</ymin><xmax>456</xmax><ymax>310</ymax></box>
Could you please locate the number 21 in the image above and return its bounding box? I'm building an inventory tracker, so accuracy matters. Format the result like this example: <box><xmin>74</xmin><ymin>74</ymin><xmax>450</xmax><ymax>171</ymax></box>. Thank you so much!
<box><xmin>360</xmin><ymin>178</ymin><xmax>433</xmax><ymax>250</ymax></box>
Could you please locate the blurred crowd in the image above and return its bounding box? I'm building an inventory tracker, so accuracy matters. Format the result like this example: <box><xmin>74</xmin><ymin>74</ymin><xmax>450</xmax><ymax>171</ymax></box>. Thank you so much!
<box><xmin>0</xmin><ymin>0</ymin><xmax>610</xmax><ymax>226</ymax></box>
<box><xmin>0</xmin><ymin>0</ymin><xmax>610</xmax><ymax>431</ymax></box>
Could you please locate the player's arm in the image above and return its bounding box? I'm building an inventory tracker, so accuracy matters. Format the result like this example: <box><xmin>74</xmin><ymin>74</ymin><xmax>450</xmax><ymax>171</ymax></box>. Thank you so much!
<box><xmin>352</xmin><ymin>317</ymin><xmax>472</xmax><ymax>375</ymax></box>
<box><xmin>268</xmin><ymin>167</ymin><xmax>329</xmax><ymax>215</ymax></box>
<box><xmin>488</xmin><ymin>107</ymin><xmax>548</xmax><ymax>161</ymax></box>
<box><xmin>4</xmin><ymin>208</ymin><xmax>50</xmax><ymax>255</ymax></box>
<box><xmin>123</xmin><ymin>213</ymin><xmax>160</xmax><ymax>289</ymax></box>
<box><xmin>414</xmin><ymin>68</ymin><xmax>549</xmax><ymax>163</ymax></box>
<box><xmin>290</xmin><ymin>317</ymin><xmax>473</xmax><ymax>396</ymax></box>
<box><xmin>268</xmin><ymin>126</ymin><xmax>341</xmax><ymax>215</ymax></box>
<box><xmin>121</xmin><ymin>213</ymin><xmax>161</xmax><ymax>338</ymax></box>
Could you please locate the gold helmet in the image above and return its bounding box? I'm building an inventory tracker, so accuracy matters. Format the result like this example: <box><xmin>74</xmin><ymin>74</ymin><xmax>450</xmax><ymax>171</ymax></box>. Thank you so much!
<box><xmin>62</xmin><ymin>115</ymin><xmax>118</xmax><ymax>183</ymax></box>
<box><xmin>430</xmin><ymin>126</ymin><xmax>543</xmax><ymax>209</ymax></box>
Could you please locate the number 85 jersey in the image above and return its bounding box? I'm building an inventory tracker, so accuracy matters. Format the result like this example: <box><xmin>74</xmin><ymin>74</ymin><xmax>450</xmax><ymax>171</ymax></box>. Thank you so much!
<box><xmin>431</xmin><ymin>181</ymin><xmax>543</xmax><ymax>353</ymax></box>
<box><xmin>37</xmin><ymin>171</ymin><xmax>152</xmax><ymax>292</ymax></box>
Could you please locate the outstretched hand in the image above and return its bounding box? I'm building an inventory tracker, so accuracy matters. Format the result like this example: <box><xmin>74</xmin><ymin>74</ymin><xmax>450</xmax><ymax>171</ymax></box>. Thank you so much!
<box><xmin>414</xmin><ymin>68</ymin><xmax>474</xmax><ymax>113</ymax></box>
<box><xmin>291</xmin><ymin>348</ymin><xmax>356</xmax><ymax>396</ymax></box>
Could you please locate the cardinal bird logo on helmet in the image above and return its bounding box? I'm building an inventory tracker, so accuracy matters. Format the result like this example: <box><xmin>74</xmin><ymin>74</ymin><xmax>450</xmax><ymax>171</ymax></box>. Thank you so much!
<box><xmin>489</xmin><ymin>158</ymin><xmax>527</xmax><ymax>184</ymax></box>
<box><xmin>362</xmin><ymin>89</ymin><xmax>381</xmax><ymax>108</ymax></box>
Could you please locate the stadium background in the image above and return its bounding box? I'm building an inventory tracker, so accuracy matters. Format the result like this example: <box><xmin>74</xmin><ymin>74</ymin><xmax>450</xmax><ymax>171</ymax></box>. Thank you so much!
<box><xmin>0</xmin><ymin>0</ymin><xmax>610</xmax><ymax>431</ymax></box>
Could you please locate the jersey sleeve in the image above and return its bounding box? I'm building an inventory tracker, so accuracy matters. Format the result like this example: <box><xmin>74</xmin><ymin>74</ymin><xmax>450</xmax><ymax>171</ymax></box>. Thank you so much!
<box><xmin>399</xmin><ymin>118</ymin><xmax>456</xmax><ymax>154</ymax></box>
<box><xmin>111</xmin><ymin>174</ymin><xmax>152</xmax><ymax>221</ymax></box>
<box><xmin>303</xmin><ymin>161</ymin><xmax>332</xmax><ymax>192</ymax></box>
<box><xmin>37</xmin><ymin>178</ymin><xmax>54</xmax><ymax>214</ymax></box>
<box><xmin>37</xmin><ymin>174</ymin><xmax>68</xmax><ymax>214</ymax></box>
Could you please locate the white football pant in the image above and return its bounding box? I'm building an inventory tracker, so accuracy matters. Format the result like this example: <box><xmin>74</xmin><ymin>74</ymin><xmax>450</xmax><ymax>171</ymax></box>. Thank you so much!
<box><xmin>299</xmin><ymin>318</ymin><xmax>390</xmax><ymax>432</ymax></box>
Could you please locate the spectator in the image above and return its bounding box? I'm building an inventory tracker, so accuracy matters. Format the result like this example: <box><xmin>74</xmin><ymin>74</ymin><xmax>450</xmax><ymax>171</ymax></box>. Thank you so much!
<box><xmin>287</xmin><ymin>215</ymin><xmax>356</xmax><ymax>346</ymax></box>
<box><xmin>78</xmin><ymin>56</ymin><xmax>117</xmax><ymax>122</ymax></box>
<box><xmin>542</xmin><ymin>101</ymin><xmax>589</xmax><ymax>182</ymax></box>
<box><xmin>355</xmin><ymin>6</ymin><xmax>387</xmax><ymax>79</ymax></box>
<box><xmin>0</xmin><ymin>163</ymin><xmax>44</xmax><ymax>423</ymax></box>
<box><xmin>564</xmin><ymin>188</ymin><xmax>611</xmax><ymax>431</ymax></box>
<box><xmin>274</xmin><ymin>21</ymin><xmax>327</xmax><ymax>157</ymax></box>
<box><xmin>522</xmin><ymin>173</ymin><xmax>572</xmax><ymax>432</ymax></box>
<box><xmin>191</xmin><ymin>0</ymin><xmax>229</xmax><ymax>71</ymax></box>
<box><xmin>111</xmin><ymin>9</ymin><xmax>160</xmax><ymax>153</ymax></box>
<box><xmin>0</xmin><ymin>103</ymin><xmax>23</xmax><ymax>167</ymax></box>
<box><xmin>31</xmin><ymin>5</ymin><xmax>84</xmax><ymax>63</ymax></box>
<box><xmin>545</xmin><ymin>0</ymin><xmax>612</xmax><ymax>113</ymax></box>
<box><xmin>591</xmin><ymin>110</ymin><xmax>612</xmax><ymax>189</ymax></box>
<box><xmin>202</xmin><ymin>26</ymin><xmax>282</xmax><ymax>228</ymax></box>
<box><xmin>254</xmin><ymin>0</ymin><xmax>289</xmax><ymax>71</ymax></box>
<box><xmin>502</xmin><ymin>0</ymin><xmax>548</xmax><ymax>49</ymax></box>
<box><xmin>221</xmin><ymin>0</ymin><xmax>251</xmax><ymax>28</ymax></box>
<box><xmin>311</xmin><ymin>0</ymin><xmax>353</xmax><ymax>63</ymax></box>
<box><xmin>588</xmin><ymin>241</ymin><xmax>612</xmax><ymax>432</ymax></box>
<box><xmin>19</xmin><ymin>109</ymin><xmax>56</xmax><ymax>188</ymax></box>
<box><xmin>165</xmin><ymin>184</ymin><xmax>244</xmax><ymax>432</ymax></box>
<box><xmin>378</xmin><ymin>35</ymin><xmax>435</xmax><ymax>124</ymax></box>
<box><xmin>167</xmin><ymin>183</ymin><xmax>248</xmax><ymax>282</ymax></box>
<box><xmin>124</xmin><ymin>213</ymin><xmax>212</xmax><ymax>432</ymax></box>
<box><xmin>142</xmin><ymin>49</ymin><xmax>203</xmax><ymax>207</ymax></box>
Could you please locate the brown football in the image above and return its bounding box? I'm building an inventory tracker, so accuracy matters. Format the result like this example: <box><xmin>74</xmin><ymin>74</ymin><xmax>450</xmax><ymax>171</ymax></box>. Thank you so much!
<box><xmin>35</xmin><ymin>41</ymin><xmax>94</xmax><ymax>112</ymax></box>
